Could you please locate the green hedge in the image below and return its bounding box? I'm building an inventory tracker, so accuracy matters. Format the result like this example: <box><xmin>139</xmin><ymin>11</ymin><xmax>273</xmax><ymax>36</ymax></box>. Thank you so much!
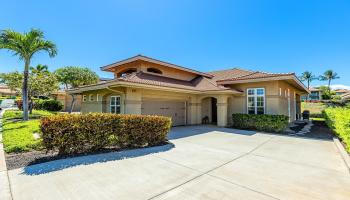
<box><xmin>16</xmin><ymin>99</ymin><xmax>63</xmax><ymax>111</ymax></box>
<box><xmin>41</xmin><ymin>113</ymin><xmax>172</xmax><ymax>155</ymax></box>
<box><xmin>232</xmin><ymin>114</ymin><xmax>289</xmax><ymax>132</ymax></box>
<box><xmin>323</xmin><ymin>108</ymin><xmax>350</xmax><ymax>152</ymax></box>
<box><xmin>35</xmin><ymin>99</ymin><xmax>63</xmax><ymax>111</ymax></box>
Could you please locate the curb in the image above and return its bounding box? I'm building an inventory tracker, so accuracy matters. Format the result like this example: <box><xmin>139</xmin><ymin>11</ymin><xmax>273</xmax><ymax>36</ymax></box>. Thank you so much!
<box><xmin>333</xmin><ymin>137</ymin><xmax>350</xmax><ymax>174</ymax></box>
<box><xmin>0</xmin><ymin>109</ymin><xmax>13</xmax><ymax>200</ymax></box>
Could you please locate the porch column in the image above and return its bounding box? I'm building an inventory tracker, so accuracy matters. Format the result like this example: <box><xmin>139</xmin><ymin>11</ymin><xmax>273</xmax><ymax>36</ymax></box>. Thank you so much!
<box><xmin>188</xmin><ymin>97</ymin><xmax>201</xmax><ymax>125</ymax></box>
<box><xmin>124</xmin><ymin>88</ymin><xmax>142</xmax><ymax>114</ymax></box>
<box><xmin>217</xmin><ymin>95</ymin><xmax>228</xmax><ymax>127</ymax></box>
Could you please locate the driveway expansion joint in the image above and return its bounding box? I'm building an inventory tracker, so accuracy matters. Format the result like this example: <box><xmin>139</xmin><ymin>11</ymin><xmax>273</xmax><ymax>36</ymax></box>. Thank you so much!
<box><xmin>148</xmin><ymin>135</ymin><xmax>278</xmax><ymax>200</ymax></box>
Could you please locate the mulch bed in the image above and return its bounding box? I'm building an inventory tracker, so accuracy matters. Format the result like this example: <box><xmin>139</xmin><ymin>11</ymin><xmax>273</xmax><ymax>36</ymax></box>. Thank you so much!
<box><xmin>305</xmin><ymin>120</ymin><xmax>334</xmax><ymax>140</ymax></box>
<box><xmin>5</xmin><ymin>142</ymin><xmax>171</xmax><ymax>170</ymax></box>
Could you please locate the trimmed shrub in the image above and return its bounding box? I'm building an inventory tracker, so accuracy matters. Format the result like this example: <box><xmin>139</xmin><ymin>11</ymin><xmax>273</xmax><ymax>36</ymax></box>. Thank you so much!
<box><xmin>41</xmin><ymin>113</ymin><xmax>172</xmax><ymax>155</ymax></box>
<box><xmin>232</xmin><ymin>114</ymin><xmax>289</xmax><ymax>133</ymax></box>
<box><xmin>35</xmin><ymin>99</ymin><xmax>63</xmax><ymax>111</ymax></box>
<box><xmin>323</xmin><ymin>108</ymin><xmax>350</xmax><ymax>152</ymax></box>
<box><xmin>16</xmin><ymin>99</ymin><xmax>63</xmax><ymax>111</ymax></box>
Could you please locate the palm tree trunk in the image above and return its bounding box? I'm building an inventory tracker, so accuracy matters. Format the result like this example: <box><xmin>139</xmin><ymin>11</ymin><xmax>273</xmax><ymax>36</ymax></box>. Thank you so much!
<box><xmin>306</xmin><ymin>80</ymin><xmax>310</xmax><ymax>101</ymax></box>
<box><xmin>22</xmin><ymin>60</ymin><xmax>30</xmax><ymax>121</ymax></box>
<box><xmin>328</xmin><ymin>79</ymin><xmax>331</xmax><ymax>93</ymax></box>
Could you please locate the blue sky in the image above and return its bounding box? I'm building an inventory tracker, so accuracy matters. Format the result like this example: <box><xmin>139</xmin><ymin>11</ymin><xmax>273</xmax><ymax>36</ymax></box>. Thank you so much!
<box><xmin>1</xmin><ymin>0</ymin><xmax>350</xmax><ymax>88</ymax></box>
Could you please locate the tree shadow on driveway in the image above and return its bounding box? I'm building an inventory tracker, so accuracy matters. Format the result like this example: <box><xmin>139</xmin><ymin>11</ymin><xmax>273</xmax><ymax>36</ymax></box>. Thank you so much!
<box><xmin>22</xmin><ymin>143</ymin><xmax>175</xmax><ymax>176</ymax></box>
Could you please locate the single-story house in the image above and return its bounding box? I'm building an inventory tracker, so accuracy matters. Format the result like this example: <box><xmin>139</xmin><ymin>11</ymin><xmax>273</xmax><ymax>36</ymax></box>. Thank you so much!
<box><xmin>51</xmin><ymin>91</ymin><xmax>82</xmax><ymax>112</ymax></box>
<box><xmin>69</xmin><ymin>55</ymin><xmax>309</xmax><ymax>127</ymax></box>
<box><xmin>301</xmin><ymin>87</ymin><xmax>323</xmax><ymax>101</ymax></box>
<box><xmin>334</xmin><ymin>89</ymin><xmax>349</xmax><ymax>96</ymax></box>
<box><xmin>0</xmin><ymin>84</ymin><xmax>17</xmax><ymax>96</ymax></box>
<box><xmin>341</xmin><ymin>92</ymin><xmax>350</xmax><ymax>101</ymax></box>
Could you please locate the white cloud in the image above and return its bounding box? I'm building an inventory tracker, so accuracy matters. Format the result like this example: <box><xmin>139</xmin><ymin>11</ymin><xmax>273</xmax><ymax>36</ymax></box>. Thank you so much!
<box><xmin>313</xmin><ymin>84</ymin><xmax>350</xmax><ymax>90</ymax></box>
<box><xmin>330</xmin><ymin>84</ymin><xmax>350</xmax><ymax>90</ymax></box>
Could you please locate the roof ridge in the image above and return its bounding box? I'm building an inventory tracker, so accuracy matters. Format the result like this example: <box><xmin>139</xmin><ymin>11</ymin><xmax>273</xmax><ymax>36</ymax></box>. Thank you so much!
<box><xmin>207</xmin><ymin>67</ymin><xmax>254</xmax><ymax>74</ymax></box>
<box><xmin>255</xmin><ymin>70</ymin><xmax>294</xmax><ymax>75</ymax></box>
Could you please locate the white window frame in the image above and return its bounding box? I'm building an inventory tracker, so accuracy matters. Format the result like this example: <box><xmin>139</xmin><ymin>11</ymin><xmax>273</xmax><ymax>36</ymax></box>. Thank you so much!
<box><xmin>83</xmin><ymin>95</ymin><xmax>87</xmax><ymax>102</ymax></box>
<box><xmin>110</xmin><ymin>96</ymin><xmax>121</xmax><ymax>114</ymax></box>
<box><xmin>247</xmin><ymin>88</ymin><xmax>265</xmax><ymax>115</ymax></box>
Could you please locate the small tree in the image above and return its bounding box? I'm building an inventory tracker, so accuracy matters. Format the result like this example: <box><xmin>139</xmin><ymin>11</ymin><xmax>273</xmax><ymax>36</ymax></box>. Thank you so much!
<box><xmin>0</xmin><ymin>29</ymin><xmax>57</xmax><ymax>120</ymax></box>
<box><xmin>319</xmin><ymin>70</ymin><xmax>340</xmax><ymax>92</ymax></box>
<box><xmin>0</xmin><ymin>68</ymin><xmax>59</xmax><ymax>113</ymax></box>
<box><xmin>54</xmin><ymin>66</ymin><xmax>98</xmax><ymax>113</ymax></box>
<box><xmin>299</xmin><ymin>71</ymin><xmax>318</xmax><ymax>100</ymax></box>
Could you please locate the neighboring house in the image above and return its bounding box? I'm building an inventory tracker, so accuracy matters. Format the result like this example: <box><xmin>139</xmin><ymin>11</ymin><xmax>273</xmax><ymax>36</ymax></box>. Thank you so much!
<box><xmin>341</xmin><ymin>92</ymin><xmax>350</xmax><ymax>101</ymax></box>
<box><xmin>51</xmin><ymin>91</ymin><xmax>82</xmax><ymax>112</ymax></box>
<box><xmin>301</xmin><ymin>87</ymin><xmax>323</xmax><ymax>101</ymax></box>
<box><xmin>69</xmin><ymin>55</ymin><xmax>309</xmax><ymax>126</ymax></box>
<box><xmin>334</xmin><ymin>89</ymin><xmax>349</xmax><ymax>96</ymax></box>
<box><xmin>0</xmin><ymin>84</ymin><xmax>17</xmax><ymax>96</ymax></box>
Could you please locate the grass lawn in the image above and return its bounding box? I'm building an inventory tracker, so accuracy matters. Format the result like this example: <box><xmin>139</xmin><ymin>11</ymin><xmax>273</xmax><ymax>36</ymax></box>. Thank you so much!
<box><xmin>2</xmin><ymin>110</ymin><xmax>56</xmax><ymax>153</ymax></box>
<box><xmin>301</xmin><ymin>102</ymin><xmax>327</xmax><ymax>117</ymax></box>
<box><xmin>2</xmin><ymin>119</ymin><xmax>42</xmax><ymax>153</ymax></box>
<box><xmin>3</xmin><ymin>109</ymin><xmax>56</xmax><ymax>120</ymax></box>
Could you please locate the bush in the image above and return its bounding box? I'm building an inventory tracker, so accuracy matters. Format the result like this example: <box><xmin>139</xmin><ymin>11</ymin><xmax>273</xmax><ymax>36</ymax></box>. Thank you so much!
<box><xmin>35</xmin><ymin>99</ymin><xmax>63</xmax><ymax>111</ymax></box>
<box><xmin>41</xmin><ymin>113</ymin><xmax>172</xmax><ymax>155</ymax></box>
<box><xmin>232</xmin><ymin>114</ymin><xmax>289</xmax><ymax>133</ymax></box>
<box><xmin>323</xmin><ymin>108</ymin><xmax>350</xmax><ymax>152</ymax></box>
<box><xmin>16</xmin><ymin>99</ymin><xmax>63</xmax><ymax>111</ymax></box>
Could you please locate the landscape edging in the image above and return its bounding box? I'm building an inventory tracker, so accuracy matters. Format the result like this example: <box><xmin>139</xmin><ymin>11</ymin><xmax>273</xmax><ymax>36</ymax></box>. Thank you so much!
<box><xmin>333</xmin><ymin>137</ymin><xmax>350</xmax><ymax>174</ymax></box>
<box><xmin>0</xmin><ymin>109</ymin><xmax>13</xmax><ymax>200</ymax></box>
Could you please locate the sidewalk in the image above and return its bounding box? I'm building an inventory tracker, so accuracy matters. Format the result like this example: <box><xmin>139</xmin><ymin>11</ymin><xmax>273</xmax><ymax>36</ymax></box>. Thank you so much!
<box><xmin>0</xmin><ymin>109</ymin><xmax>13</xmax><ymax>200</ymax></box>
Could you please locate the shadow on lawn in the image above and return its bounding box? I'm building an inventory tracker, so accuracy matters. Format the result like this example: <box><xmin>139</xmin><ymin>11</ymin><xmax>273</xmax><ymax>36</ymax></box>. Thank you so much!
<box><xmin>22</xmin><ymin>143</ymin><xmax>175</xmax><ymax>176</ymax></box>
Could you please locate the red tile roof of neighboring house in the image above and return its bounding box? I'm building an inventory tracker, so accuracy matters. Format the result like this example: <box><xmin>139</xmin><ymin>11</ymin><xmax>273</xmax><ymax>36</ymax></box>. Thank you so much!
<box><xmin>335</xmin><ymin>89</ymin><xmax>349</xmax><ymax>93</ymax></box>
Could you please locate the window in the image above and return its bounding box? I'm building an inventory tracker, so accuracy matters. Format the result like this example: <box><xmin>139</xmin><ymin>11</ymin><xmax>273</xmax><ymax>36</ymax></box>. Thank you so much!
<box><xmin>119</xmin><ymin>68</ymin><xmax>137</xmax><ymax>77</ymax></box>
<box><xmin>147</xmin><ymin>68</ymin><xmax>162</xmax><ymax>74</ymax></box>
<box><xmin>247</xmin><ymin>88</ymin><xmax>265</xmax><ymax>115</ymax></box>
<box><xmin>96</xmin><ymin>94</ymin><xmax>100</xmax><ymax>101</ymax></box>
<box><xmin>279</xmin><ymin>88</ymin><xmax>282</xmax><ymax>96</ymax></box>
<box><xmin>110</xmin><ymin>96</ymin><xmax>121</xmax><ymax>114</ymax></box>
<box><xmin>89</xmin><ymin>94</ymin><xmax>94</xmax><ymax>101</ymax></box>
<box><xmin>83</xmin><ymin>95</ymin><xmax>87</xmax><ymax>102</ymax></box>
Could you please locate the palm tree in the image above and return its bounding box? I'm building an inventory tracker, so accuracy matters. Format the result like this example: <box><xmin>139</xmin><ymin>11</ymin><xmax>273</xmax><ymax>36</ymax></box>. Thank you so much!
<box><xmin>0</xmin><ymin>29</ymin><xmax>57</xmax><ymax>120</ymax></box>
<box><xmin>30</xmin><ymin>64</ymin><xmax>49</xmax><ymax>74</ymax></box>
<box><xmin>319</xmin><ymin>70</ymin><xmax>340</xmax><ymax>92</ymax></box>
<box><xmin>299</xmin><ymin>71</ymin><xmax>317</xmax><ymax>90</ymax></box>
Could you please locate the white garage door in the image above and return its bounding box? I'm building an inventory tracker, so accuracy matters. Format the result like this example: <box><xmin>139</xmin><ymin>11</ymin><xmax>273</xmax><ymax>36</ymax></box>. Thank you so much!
<box><xmin>141</xmin><ymin>100</ymin><xmax>186</xmax><ymax>126</ymax></box>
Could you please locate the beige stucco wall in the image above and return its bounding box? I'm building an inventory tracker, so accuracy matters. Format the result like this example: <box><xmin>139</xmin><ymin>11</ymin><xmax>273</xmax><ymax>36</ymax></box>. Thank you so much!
<box><xmin>201</xmin><ymin>97</ymin><xmax>212</xmax><ymax>122</ymax></box>
<box><xmin>228</xmin><ymin>80</ymin><xmax>302</xmax><ymax>121</ymax></box>
<box><xmin>113</xmin><ymin>60</ymin><xmax>198</xmax><ymax>81</ymax></box>
<box><xmin>229</xmin><ymin>81</ymin><xmax>279</xmax><ymax>115</ymax></box>
<box><xmin>80</xmin><ymin>79</ymin><xmax>303</xmax><ymax>127</ymax></box>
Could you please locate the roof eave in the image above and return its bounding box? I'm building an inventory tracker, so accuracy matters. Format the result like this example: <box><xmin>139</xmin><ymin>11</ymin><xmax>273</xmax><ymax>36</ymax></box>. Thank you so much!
<box><xmin>100</xmin><ymin>55</ymin><xmax>214</xmax><ymax>78</ymax></box>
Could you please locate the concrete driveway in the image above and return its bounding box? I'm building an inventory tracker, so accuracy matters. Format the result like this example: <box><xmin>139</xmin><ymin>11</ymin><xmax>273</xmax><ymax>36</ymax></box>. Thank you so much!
<box><xmin>8</xmin><ymin>126</ymin><xmax>350</xmax><ymax>200</ymax></box>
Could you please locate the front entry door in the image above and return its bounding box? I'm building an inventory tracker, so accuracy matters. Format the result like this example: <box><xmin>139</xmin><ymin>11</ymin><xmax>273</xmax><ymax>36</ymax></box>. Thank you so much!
<box><xmin>211</xmin><ymin>97</ymin><xmax>217</xmax><ymax>124</ymax></box>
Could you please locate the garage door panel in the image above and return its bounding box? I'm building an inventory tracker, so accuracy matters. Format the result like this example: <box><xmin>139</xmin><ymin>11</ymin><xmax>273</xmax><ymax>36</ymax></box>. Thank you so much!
<box><xmin>141</xmin><ymin>100</ymin><xmax>186</xmax><ymax>126</ymax></box>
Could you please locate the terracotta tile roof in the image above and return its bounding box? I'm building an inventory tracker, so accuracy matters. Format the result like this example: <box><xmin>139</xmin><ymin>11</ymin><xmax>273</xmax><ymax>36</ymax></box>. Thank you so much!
<box><xmin>208</xmin><ymin>68</ymin><xmax>254</xmax><ymax>81</ymax></box>
<box><xmin>117</xmin><ymin>72</ymin><xmax>241</xmax><ymax>92</ymax></box>
<box><xmin>208</xmin><ymin>68</ymin><xmax>294</xmax><ymax>82</ymax></box>
<box><xmin>335</xmin><ymin>89</ymin><xmax>349</xmax><ymax>93</ymax></box>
